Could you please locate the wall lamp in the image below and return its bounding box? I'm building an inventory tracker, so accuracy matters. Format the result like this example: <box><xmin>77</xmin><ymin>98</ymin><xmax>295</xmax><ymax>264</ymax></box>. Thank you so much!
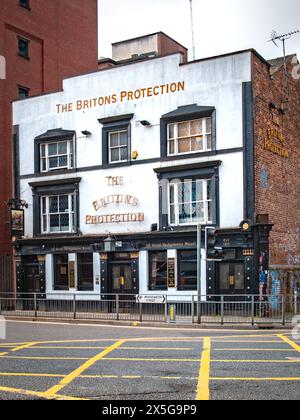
<box><xmin>81</xmin><ymin>130</ymin><xmax>92</xmax><ymax>137</ymax></box>
<box><xmin>139</xmin><ymin>120</ymin><xmax>152</xmax><ymax>127</ymax></box>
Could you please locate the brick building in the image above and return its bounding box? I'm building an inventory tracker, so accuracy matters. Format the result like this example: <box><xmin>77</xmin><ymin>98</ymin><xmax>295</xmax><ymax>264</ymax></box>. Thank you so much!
<box><xmin>0</xmin><ymin>0</ymin><xmax>98</xmax><ymax>292</ymax></box>
<box><xmin>253</xmin><ymin>54</ymin><xmax>300</xmax><ymax>294</ymax></box>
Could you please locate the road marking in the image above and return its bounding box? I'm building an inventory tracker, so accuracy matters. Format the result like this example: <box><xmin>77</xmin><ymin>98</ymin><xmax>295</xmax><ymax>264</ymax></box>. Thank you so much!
<box><xmin>0</xmin><ymin>352</ymin><xmax>7</xmax><ymax>356</ymax></box>
<box><xmin>196</xmin><ymin>337</ymin><xmax>211</xmax><ymax>401</ymax></box>
<box><xmin>28</xmin><ymin>346</ymin><xmax>194</xmax><ymax>351</ymax></box>
<box><xmin>214</xmin><ymin>348</ymin><xmax>295</xmax><ymax>352</ymax></box>
<box><xmin>278</xmin><ymin>334</ymin><xmax>300</xmax><ymax>352</ymax></box>
<box><xmin>10</xmin><ymin>342</ymin><xmax>39</xmax><ymax>352</ymax></box>
<box><xmin>44</xmin><ymin>339</ymin><xmax>126</xmax><ymax>397</ymax></box>
<box><xmin>211</xmin><ymin>359</ymin><xmax>300</xmax><ymax>363</ymax></box>
<box><xmin>0</xmin><ymin>385</ymin><xmax>85</xmax><ymax>400</ymax></box>
<box><xmin>102</xmin><ymin>357</ymin><xmax>200</xmax><ymax>362</ymax></box>
<box><xmin>0</xmin><ymin>372</ymin><xmax>64</xmax><ymax>378</ymax></box>
<box><xmin>211</xmin><ymin>377</ymin><xmax>300</xmax><ymax>381</ymax></box>
<box><xmin>0</xmin><ymin>356</ymin><xmax>88</xmax><ymax>360</ymax></box>
<box><xmin>212</xmin><ymin>340</ymin><xmax>281</xmax><ymax>343</ymax></box>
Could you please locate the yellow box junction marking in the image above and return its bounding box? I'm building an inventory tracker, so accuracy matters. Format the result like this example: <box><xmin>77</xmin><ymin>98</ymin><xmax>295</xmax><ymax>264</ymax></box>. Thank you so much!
<box><xmin>278</xmin><ymin>334</ymin><xmax>300</xmax><ymax>352</ymax></box>
<box><xmin>196</xmin><ymin>337</ymin><xmax>211</xmax><ymax>401</ymax></box>
<box><xmin>10</xmin><ymin>342</ymin><xmax>39</xmax><ymax>352</ymax></box>
<box><xmin>44</xmin><ymin>339</ymin><xmax>126</xmax><ymax>397</ymax></box>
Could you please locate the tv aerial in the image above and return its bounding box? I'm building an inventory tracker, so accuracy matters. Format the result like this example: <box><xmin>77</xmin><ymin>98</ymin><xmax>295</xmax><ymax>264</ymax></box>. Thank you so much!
<box><xmin>269</xmin><ymin>30</ymin><xmax>299</xmax><ymax>102</ymax></box>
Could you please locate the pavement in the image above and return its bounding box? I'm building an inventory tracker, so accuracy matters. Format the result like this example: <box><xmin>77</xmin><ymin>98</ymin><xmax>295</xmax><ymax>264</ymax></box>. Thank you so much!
<box><xmin>0</xmin><ymin>320</ymin><xmax>299</xmax><ymax>401</ymax></box>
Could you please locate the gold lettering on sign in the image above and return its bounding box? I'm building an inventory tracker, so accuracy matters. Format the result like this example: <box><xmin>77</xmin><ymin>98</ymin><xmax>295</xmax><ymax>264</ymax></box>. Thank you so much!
<box><xmin>263</xmin><ymin>128</ymin><xmax>289</xmax><ymax>158</ymax></box>
<box><xmin>86</xmin><ymin>213</ymin><xmax>145</xmax><ymax>225</ymax></box>
<box><xmin>56</xmin><ymin>81</ymin><xmax>185</xmax><ymax>113</ymax></box>
<box><xmin>93</xmin><ymin>195</ymin><xmax>139</xmax><ymax>211</ymax></box>
<box><xmin>106</xmin><ymin>176</ymin><xmax>124</xmax><ymax>186</ymax></box>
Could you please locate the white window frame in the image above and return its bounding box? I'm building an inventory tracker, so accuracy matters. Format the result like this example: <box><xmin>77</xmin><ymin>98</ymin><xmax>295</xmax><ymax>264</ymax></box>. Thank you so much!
<box><xmin>40</xmin><ymin>140</ymin><xmax>74</xmax><ymax>172</ymax></box>
<box><xmin>167</xmin><ymin>118</ymin><xmax>212</xmax><ymax>156</ymax></box>
<box><xmin>108</xmin><ymin>130</ymin><xmax>128</xmax><ymax>164</ymax></box>
<box><xmin>168</xmin><ymin>179</ymin><xmax>213</xmax><ymax>226</ymax></box>
<box><xmin>41</xmin><ymin>194</ymin><xmax>75</xmax><ymax>234</ymax></box>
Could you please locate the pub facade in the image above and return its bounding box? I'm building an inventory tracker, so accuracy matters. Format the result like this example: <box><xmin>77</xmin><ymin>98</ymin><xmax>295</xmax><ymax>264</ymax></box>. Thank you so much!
<box><xmin>12</xmin><ymin>33</ymin><xmax>299</xmax><ymax>300</ymax></box>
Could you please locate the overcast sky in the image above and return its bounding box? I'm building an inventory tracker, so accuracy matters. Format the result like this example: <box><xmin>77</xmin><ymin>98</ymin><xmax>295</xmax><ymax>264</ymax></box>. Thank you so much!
<box><xmin>98</xmin><ymin>0</ymin><xmax>300</xmax><ymax>61</ymax></box>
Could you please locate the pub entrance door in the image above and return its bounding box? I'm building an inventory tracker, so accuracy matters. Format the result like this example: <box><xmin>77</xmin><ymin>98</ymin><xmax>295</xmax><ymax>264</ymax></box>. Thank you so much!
<box><xmin>108</xmin><ymin>253</ymin><xmax>134</xmax><ymax>297</ymax></box>
<box><xmin>217</xmin><ymin>262</ymin><xmax>246</xmax><ymax>297</ymax></box>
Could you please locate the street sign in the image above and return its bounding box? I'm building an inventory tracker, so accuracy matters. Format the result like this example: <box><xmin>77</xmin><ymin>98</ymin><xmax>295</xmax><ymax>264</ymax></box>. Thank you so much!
<box><xmin>136</xmin><ymin>295</ymin><xmax>166</xmax><ymax>304</ymax></box>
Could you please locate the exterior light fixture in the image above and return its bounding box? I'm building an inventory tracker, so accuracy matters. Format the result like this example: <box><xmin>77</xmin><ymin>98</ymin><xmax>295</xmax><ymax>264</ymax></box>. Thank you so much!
<box><xmin>103</xmin><ymin>235</ymin><xmax>116</xmax><ymax>253</ymax></box>
<box><xmin>140</xmin><ymin>120</ymin><xmax>151</xmax><ymax>127</ymax></box>
<box><xmin>81</xmin><ymin>130</ymin><xmax>92</xmax><ymax>137</ymax></box>
<box><xmin>240</xmin><ymin>220</ymin><xmax>252</xmax><ymax>232</ymax></box>
<box><xmin>131</xmin><ymin>151</ymin><xmax>139</xmax><ymax>160</ymax></box>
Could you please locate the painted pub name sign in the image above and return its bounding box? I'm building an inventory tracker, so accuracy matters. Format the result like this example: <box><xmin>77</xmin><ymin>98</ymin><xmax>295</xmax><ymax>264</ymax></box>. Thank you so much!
<box><xmin>264</xmin><ymin>128</ymin><xmax>289</xmax><ymax>158</ymax></box>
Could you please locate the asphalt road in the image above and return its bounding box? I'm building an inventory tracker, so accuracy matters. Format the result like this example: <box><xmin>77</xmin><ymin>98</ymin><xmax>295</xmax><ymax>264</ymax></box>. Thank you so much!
<box><xmin>0</xmin><ymin>321</ymin><xmax>299</xmax><ymax>401</ymax></box>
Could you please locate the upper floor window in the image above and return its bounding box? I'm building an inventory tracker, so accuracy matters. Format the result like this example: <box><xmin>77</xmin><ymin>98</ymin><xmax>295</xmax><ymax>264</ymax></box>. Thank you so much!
<box><xmin>18</xmin><ymin>85</ymin><xmax>30</xmax><ymax>98</ymax></box>
<box><xmin>40</xmin><ymin>140</ymin><xmax>73</xmax><ymax>172</ymax></box>
<box><xmin>168</xmin><ymin>117</ymin><xmax>212</xmax><ymax>156</ymax></box>
<box><xmin>41</xmin><ymin>193</ymin><xmax>75</xmax><ymax>234</ymax></box>
<box><xmin>109</xmin><ymin>130</ymin><xmax>128</xmax><ymax>163</ymax></box>
<box><xmin>169</xmin><ymin>179</ymin><xmax>213</xmax><ymax>226</ymax></box>
<box><xmin>18</xmin><ymin>37</ymin><xmax>29</xmax><ymax>58</ymax></box>
<box><xmin>19</xmin><ymin>0</ymin><xmax>30</xmax><ymax>9</ymax></box>
<box><xmin>98</xmin><ymin>114</ymin><xmax>133</xmax><ymax>166</ymax></box>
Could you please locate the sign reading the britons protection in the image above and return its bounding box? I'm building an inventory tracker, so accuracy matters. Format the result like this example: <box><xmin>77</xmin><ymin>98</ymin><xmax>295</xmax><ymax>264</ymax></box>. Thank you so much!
<box><xmin>56</xmin><ymin>81</ymin><xmax>185</xmax><ymax>113</ymax></box>
<box><xmin>263</xmin><ymin>128</ymin><xmax>289</xmax><ymax>158</ymax></box>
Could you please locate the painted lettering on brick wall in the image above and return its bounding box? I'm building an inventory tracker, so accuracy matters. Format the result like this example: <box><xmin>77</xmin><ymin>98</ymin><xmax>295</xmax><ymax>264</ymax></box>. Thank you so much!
<box><xmin>56</xmin><ymin>81</ymin><xmax>185</xmax><ymax>113</ymax></box>
<box><xmin>263</xmin><ymin>128</ymin><xmax>289</xmax><ymax>158</ymax></box>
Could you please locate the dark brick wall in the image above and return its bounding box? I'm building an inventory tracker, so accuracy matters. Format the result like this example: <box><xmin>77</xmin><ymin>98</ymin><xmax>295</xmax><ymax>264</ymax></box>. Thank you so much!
<box><xmin>0</xmin><ymin>0</ymin><xmax>98</xmax><ymax>260</ymax></box>
<box><xmin>252</xmin><ymin>52</ymin><xmax>300</xmax><ymax>268</ymax></box>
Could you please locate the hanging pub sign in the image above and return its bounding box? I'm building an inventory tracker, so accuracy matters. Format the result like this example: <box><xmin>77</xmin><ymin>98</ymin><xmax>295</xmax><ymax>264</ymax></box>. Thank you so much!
<box><xmin>10</xmin><ymin>209</ymin><xmax>24</xmax><ymax>238</ymax></box>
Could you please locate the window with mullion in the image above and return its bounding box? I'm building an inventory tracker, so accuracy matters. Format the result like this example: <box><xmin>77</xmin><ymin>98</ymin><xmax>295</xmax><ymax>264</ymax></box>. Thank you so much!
<box><xmin>168</xmin><ymin>118</ymin><xmax>212</xmax><ymax>156</ymax></box>
<box><xmin>169</xmin><ymin>179</ymin><xmax>213</xmax><ymax>226</ymax></box>
<box><xmin>41</xmin><ymin>194</ymin><xmax>75</xmax><ymax>234</ymax></box>
<box><xmin>109</xmin><ymin>130</ymin><xmax>128</xmax><ymax>163</ymax></box>
<box><xmin>40</xmin><ymin>140</ymin><xmax>73</xmax><ymax>172</ymax></box>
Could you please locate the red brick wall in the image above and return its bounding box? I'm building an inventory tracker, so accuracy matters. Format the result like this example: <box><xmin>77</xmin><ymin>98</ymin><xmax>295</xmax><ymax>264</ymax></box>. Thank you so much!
<box><xmin>252</xmin><ymin>53</ymin><xmax>300</xmax><ymax>267</ymax></box>
<box><xmin>0</xmin><ymin>0</ymin><xmax>98</xmax><ymax>258</ymax></box>
<box><xmin>158</xmin><ymin>33</ymin><xmax>188</xmax><ymax>63</ymax></box>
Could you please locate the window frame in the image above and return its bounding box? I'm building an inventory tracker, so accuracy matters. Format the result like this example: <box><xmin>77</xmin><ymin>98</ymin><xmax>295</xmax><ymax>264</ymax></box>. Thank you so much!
<box><xmin>168</xmin><ymin>178</ymin><xmax>213</xmax><ymax>227</ymax></box>
<box><xmin>148</xmin><ymin>251</ymin><xmax>168</xmax><ymax>291</ymax></box>
<box><xmin>98</xmin><ymin>114</ymin><xmax>133</xmax><ymax>167</ymax></box>
<box><xmin>155</xmin><ymin>161</ymin><xmax>220</xmax><ymax>231</ymax></box>
<box><xmin>19</xmin><ymin>0</ymin><xmax>31</xmax><ymax>10</ymax></box>
<box><xmin>40</xmin><ymin>193</ymin><xmax>75</xmax><ymax>235</ymax></box>
<box><xmin>167</xmin><ymin>117</ymin><xmax>212</xmax><ymax>157</ymax></box>
<box><xmin>53</xmin><ymin>254</ymin><xmax>69</xmax><ymax>291</ymax></box>
<box><xmin>177</xmin><ymin>250</ymin><xmax>198</xmax><ymax>291</ymax></box>
<box><xmin>18</xmin><ymin>36</ymin><xmax>29</xmax><ymax>59</ymax></box>
<box><xmin>108</xmin><ymin>129</ymin><xmax>129</xmax><ymax>164</ymax></box>
<box><xmin>34</xmin><ymin>130</ymin><xmax>76</xmax><ymax>175</ymax></box>
<box><xmin>77</xmin><ymin>254</ymin><xmax>94</xmax><ymax>291</ymax></box>
<box><xmin>18</xmin><ymin>85</ymin><xmax>30</xmax><ymax>98</ymax></box>
<box><xmin>40</xmin><ymin>139</ymin><xmax>74</xmax><ymax>173</ymax></box>
<box><xmin>29</xmin><ymin>177</ymin><xmax>81</xmax><ymax>237</ymax></box>
<box><xmin>160</xmin><ymin>105</ymin><xmax>216</xmax><ymax>159</ymax></box>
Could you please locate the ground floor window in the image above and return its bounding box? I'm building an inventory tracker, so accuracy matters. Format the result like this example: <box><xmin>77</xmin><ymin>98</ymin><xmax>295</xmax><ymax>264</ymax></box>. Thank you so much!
<box><xmin>54</xmin><ymin>254</ymin><xmax>69</xmax><ymax>291</ymax></box>
<box><xmin>149</xmin><ymin>251</ymin><xmax>168</xmax><ymax>290</ymax></box>
<box><xmin>77</xmin><ymin>254</ymin><xmax>94</xmax><ymax>291</ymax></box>
<box><xmin>178</xmin><ymin>250</ymin><xmax>197</xmax><ymax>291</ymax></box>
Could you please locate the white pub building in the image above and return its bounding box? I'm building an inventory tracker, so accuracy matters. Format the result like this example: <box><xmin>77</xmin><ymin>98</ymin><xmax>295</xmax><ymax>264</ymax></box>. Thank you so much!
<box><xmin>12</xmin><ymin>33</ymin><xmax>272</xmax><ymax>301</ymax></box>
